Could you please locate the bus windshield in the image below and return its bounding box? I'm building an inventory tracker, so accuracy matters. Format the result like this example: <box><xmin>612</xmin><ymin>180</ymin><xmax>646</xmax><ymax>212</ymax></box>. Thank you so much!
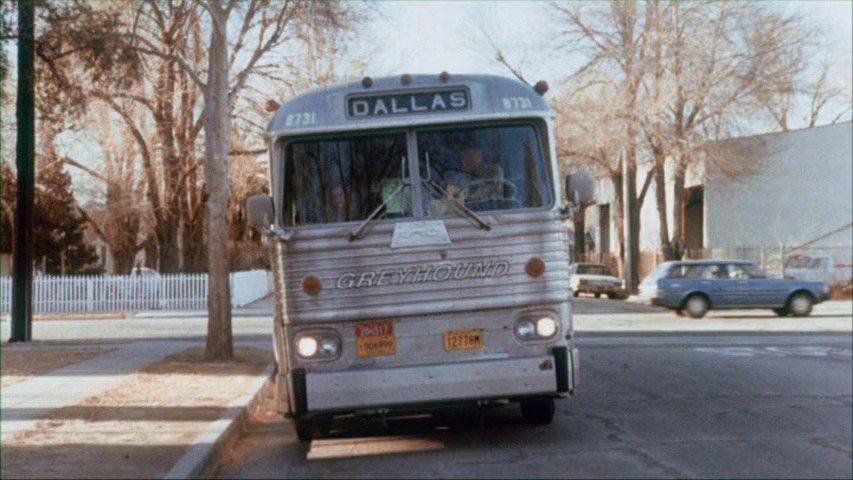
<box><xmin>282</xmin><ymin>124</ymin><xmax>552</xmax><ymax>226</ymax></box>
<box><xmin>283</xmin><ymin>133</ymin><xmax>409</xmax><ymax>226</ymax></box>
<box><xmin>418</xmin><ymin>124</ymin><xmax>552</xmax><ymax>215</ymax></box>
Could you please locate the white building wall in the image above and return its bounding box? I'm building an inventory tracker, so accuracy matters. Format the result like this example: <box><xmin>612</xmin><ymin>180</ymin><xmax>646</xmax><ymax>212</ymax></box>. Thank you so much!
<box><xmin>581</xmin><ymin>122</ymin><xmax>852</xmax><ymax>257</ymax></box>
<box><xmin>589</xmin><ymin>158</ymin><xmax>704</xmax><ymax>254</ymax></box>
<box><xmin>704</xmin><ymin>122</ymin><xmax>853</xmax><ymax>249</ymax></box>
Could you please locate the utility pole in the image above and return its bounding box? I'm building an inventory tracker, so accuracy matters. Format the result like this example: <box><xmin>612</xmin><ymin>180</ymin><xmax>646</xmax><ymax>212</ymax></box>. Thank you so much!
<box><xmin>11</xmin><ymin>0</ymin><xmax>35</xmax><ymax>342</ymax></box>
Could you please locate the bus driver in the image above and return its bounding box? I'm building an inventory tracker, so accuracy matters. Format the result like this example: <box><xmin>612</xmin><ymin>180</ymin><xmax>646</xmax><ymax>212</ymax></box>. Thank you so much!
<box><xmin>445</xmin><ymin>144</ymin><xmax>505</xmax><ymax>204</ymax></box>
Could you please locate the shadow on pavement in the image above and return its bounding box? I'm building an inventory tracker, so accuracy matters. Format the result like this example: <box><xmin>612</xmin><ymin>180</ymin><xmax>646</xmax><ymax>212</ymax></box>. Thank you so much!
<box><xmin>0</xmin><ymin>442</ymin><xmax>198</xmax><ymax>479</ymax></box>
<box><xmin>572</xmin><ymin>298</ymin><xmax>667</xmax><ymax>314</ymax></box>
<box><xmin>2</xmin><ymin>405</ymin><xmax>230</xmax><ymax>423</ymax></box>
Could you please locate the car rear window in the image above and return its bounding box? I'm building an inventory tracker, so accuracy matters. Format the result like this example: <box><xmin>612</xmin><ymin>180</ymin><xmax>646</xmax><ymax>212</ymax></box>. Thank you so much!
<box><xmin>645</xmin><ymin>262</ymin><xmax>674</xmax><ymax>281</ymax></box>
<box><xmin>666</xmin><ymin>264</ymin><xmax>703</xmax><ymax>279</ymax></box>
<box><xmin>576</xmin><ymin>265</ymin><xmax>613</xmax><ymax>276</ymax></box>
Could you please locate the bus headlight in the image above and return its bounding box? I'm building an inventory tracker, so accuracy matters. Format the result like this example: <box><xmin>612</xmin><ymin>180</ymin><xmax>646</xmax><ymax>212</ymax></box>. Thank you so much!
<box><xmin>514</xmin><ymin>315</ymin><xmax>558</xmax><ymax>341</ymax></box>
<box><xmin>297</xmin><ymin>337</ymin><xmax>318</xmax><ymax>357</ymax></box>
<box><xmin>294</xmin><ymin>330</ymin><xmax>341</xmax><ymax>360</ymax></box>
<box><xmin>515</xmin><ymin>319</ymin><xmax>536</xmax><ymax>339</ymax></box>
<box><xmin>536</xmin><ymin>317</ymin><xmax>557</xmax><ymax>337</ymax></box>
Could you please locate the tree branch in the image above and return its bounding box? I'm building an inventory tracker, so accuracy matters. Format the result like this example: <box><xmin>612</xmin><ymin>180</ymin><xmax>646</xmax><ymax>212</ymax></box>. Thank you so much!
<box><xmin>64</xmin><ymin>157</ymin><xmax>108</xmax><ymax>182</ymax></box>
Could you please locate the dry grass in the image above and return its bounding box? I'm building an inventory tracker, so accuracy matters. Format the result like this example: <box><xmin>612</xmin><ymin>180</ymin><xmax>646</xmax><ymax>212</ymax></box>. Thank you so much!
<box><xmin>1</xmin><ymin>346</ymin><xmax>116</xmax><ymax>388</ymax></box>
<box><xmin>1</xmin><ymin>346</ymin><xmax>271</xmax><ymax>479</ymax></box>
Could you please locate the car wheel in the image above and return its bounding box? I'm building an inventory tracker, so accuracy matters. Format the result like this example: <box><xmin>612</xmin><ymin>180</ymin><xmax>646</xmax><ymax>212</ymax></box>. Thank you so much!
<box><xmin>683</xmin><ymin>294</ymin><xmax>709</xmax><ymax>319</ymax></box>
<box><xmin>594</xmin><ymin>293</ymin><xmax>601</xmax><ymax>299</ymax></box>
<box><xmin>787</xmin><ymin>293</ymin><xmax>813</xmax><ymax>317</ymax></box>
<box><xmin>772</xmin><ymin>308</ymin><xmax>789</xmax><ymax>317</ymax></box>
<box><xmin>607</xmin><ymin>292</ymin><xmax>616</xmax><ymax>299</ymax></box>
<box><xmin>572</xmin><ymin>291</ymin><xmax>579</xmax><ymax>298</ymax></box>
<box><xmin>520</xmin><ymin>397</ymin><xmax>555</xmax><ymax>425</ymax></box>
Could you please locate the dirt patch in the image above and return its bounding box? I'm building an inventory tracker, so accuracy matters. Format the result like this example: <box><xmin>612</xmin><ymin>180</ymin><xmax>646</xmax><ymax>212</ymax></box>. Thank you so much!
<box><xmin>1</xmin><ymin>346</ymin><xmax>271</xmax><ymax>479</ymax></box>
<box><xmin>1</xmin><ymin>346</ymin><xmax>116</xmax><ymax>388</ymax></box>
<box><xmin>830</xmin><ymin>283</ymin><xmax>852</xmax><ymax>300</ymax></box>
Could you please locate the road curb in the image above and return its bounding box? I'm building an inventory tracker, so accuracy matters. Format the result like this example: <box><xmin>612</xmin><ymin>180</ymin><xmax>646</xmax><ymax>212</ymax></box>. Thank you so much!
<box><xmin>163</xmin><ymin>362</ymin><xmax>274</xmax><ymax>479</ymax></box>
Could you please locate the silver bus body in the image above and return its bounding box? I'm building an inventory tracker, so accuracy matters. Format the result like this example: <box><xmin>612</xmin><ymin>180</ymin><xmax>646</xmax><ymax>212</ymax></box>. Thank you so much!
<box><xmin>256</xmin><ymin>74</ymin><xmax>578</xmax><ymax>437</ymax></box>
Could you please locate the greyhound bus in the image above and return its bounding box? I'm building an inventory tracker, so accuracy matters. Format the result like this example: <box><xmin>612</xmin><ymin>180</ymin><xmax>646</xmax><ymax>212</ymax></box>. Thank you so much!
<box><xmin>248</xmin><ymin>73</ymin><xmax>580</xmax><ymax>441</ymax></box>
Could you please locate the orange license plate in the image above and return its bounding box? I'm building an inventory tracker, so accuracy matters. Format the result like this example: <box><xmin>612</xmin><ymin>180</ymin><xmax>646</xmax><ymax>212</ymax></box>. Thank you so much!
<box><xmin>356</xmin><ymin>320</ymin><xmax>395</xmax><ymax>357</ymax></box>
<box><xmin>443</xmin><ymin>329</ymin><xmax>484</xmax><ymax>351</ymax></box>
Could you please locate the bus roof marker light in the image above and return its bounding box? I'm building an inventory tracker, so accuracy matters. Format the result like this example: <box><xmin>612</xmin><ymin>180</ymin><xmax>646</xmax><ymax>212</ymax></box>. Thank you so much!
<box><xmin>439</xmin><ymin>71</ymin><xmax>450</xmax><ymax>82</ymax></box>
<box><xmin>303</xmin><ymin>275</ymin><xmax>323</xmax><ymax>295</ymax></box>
<box><xmin>361</xmin><ymin>77</ymin><xmax>373</xmax><ymax>88</ymax></box>
<box><xmin>534</xmin><ymin>80</ymin><xmax>549</xmax><ymax>96</ymax></box>
<box><xmin>526</xmin><ymin>257</ymin><xmax>546</xmax><ymax>277</ymax></box>
<box><xmin>401</xmin><ymin>74</ymin><xmax>412</xmax><ymax>85</ymax></box>
<box><xmin>265</xmin><ymin>100</ymin><xmax>280</xmax><ymax>112</ymax></box>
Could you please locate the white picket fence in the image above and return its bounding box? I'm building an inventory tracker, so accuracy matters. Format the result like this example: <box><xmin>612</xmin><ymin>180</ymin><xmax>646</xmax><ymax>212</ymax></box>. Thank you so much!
<box><xmin>0</xmin><ymin>270</ymin><xmax>271</xmax><ymax>314</ymax></box>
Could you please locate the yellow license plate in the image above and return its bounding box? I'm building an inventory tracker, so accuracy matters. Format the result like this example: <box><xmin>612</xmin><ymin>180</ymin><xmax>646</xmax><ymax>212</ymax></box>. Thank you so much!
<box><xmin>443</xmin><ymin>328</ymin><xmax>484</xmax><ymax>351</ymax></box>
<box><xmin>356</xmin><ymin>335</ymin><xmax>396</xmax><ymax>357</ymax></box>
<box><xmin>356</xmin><ymin>321</ymin><xmax>395</xmax><ymax>357</ymax></box>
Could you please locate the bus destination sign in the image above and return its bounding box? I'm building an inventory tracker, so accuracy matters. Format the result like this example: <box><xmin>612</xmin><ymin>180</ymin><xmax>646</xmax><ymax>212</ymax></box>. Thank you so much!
<box><xmin>347</xmin><ymin>89</ymin><xmax>469</xmax><ymax>119</ymax></box>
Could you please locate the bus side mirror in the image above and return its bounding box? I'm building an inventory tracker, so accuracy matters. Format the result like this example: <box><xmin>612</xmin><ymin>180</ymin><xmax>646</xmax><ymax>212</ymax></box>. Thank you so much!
<box><xmin>247</xmin><ymin>195</ymin><xmax>275</xmax><ymax>229</ymax></box>
<box><xmin>565</xmin><ymin>171</ymin><xmax>595</xmax><ymax>206</ymax></box>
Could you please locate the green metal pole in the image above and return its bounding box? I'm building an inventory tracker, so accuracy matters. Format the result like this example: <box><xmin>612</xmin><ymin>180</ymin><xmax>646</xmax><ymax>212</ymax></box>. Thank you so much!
<box><xmin>10</xmin><ymin>0</ymin><xmax>35</xmax><ymax>342</ymax></box>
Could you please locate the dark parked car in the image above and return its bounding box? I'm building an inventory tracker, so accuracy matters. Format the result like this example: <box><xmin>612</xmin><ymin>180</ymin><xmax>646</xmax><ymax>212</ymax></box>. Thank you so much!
<box><xmin>638</xmin><ymin>260</ymin><xmax>830</xmax><ymax>318</ymax></box>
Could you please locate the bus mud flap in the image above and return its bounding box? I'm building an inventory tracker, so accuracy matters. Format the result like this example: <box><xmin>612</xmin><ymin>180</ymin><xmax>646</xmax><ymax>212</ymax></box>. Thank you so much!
<box><xmin>292</xmin><ymin>368</ymin><xmax>308</xmax><ymax>414</ymax></box>
<box><xmin>553</xmin><ymin>346</ymin><xmax>569</xmax><ymax>393</ymax></box>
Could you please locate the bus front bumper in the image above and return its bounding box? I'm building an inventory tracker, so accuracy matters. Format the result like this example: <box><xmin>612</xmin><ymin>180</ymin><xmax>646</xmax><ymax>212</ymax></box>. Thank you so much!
<box><xmin>285</xmin><ymin>347</ymin><xmax>578</xmax><ymax>414</ymax></box>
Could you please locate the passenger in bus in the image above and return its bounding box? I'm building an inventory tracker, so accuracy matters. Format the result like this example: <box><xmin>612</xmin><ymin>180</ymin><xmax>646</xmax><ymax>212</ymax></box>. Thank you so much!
<box><xmin>445</xmin><ymin>145</ymin><xmax>505</xmax><ymax>203</ymax></box>
<box><xmin>325</xmin><ymin>185</ymin><xmax>347</xmax><ymax>223</ymax></box>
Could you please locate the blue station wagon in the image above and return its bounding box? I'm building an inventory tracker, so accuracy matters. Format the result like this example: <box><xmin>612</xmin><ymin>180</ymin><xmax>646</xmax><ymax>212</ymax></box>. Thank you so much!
<box><xmin>638</xmin><ymin>260</ymin><xmax>830</xmax><ymax>318</ymax></box>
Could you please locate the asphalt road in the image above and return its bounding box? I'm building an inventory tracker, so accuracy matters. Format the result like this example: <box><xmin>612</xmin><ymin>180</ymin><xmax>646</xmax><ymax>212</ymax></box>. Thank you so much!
<box><xmin>213</xmin><ymin>331</ymin><xmax>853</xmax><ymax>479</ymax></box>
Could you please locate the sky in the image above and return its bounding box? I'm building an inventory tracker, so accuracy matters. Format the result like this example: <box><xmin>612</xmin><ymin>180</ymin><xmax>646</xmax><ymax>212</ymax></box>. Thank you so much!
<box><xmin>3</xmin><ymin>1</ymin><xmax>850</xmax><ymax>201</ymax></box>
<box><xmin>366</xmin><ymin>1</ymin><xmax>853</xmax><ymax>87</ymax></box>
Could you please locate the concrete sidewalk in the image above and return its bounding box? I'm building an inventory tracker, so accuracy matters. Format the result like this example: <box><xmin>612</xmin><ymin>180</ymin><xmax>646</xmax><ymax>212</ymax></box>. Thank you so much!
<box><xmin>1</xmin><ymin>334</ymin><xmax>272</xmax><ymax>479</ymax></box>
<box><xmin>1</xmin><ymin>340</ymin><xmax>195</xmax><ymax>440</ymax></box>
<box><xmin>575</xmin><ymin>300</ymin><xmax>853</xmax><ymax>332</ymax></box>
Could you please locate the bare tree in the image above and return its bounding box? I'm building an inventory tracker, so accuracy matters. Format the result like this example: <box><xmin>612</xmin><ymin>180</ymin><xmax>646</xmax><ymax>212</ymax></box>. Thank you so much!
<box><xmin>804</xmin><ymin>63</ymin><xmax>852</xmax><ymax>128</ymax></box>
<box><xmin>128</xmin><ymin>0</ymin><xmax>364</xmax><ymax>359</ymax></box>
<box><xmin>550</xmin><ymin>1</ymin><xmax>654</xmax><ymax>288</ymax></box>
<box><xmin>87</xmin><ymin>0</ymin><xmax>207</xmax><ymax>273</ymax></box>
<box><xmin>752</xmin><ymin>27</ymin><xmax>852</xmax><ymax>131</ymax></box>
<box><xmin>643</xmin><ymin>1</ymin><xmax>808</xmax><ymax>257</ymax></box>
<box><xmin>552</xmin><ymin>78</ymin><xmax>628</xmax><ymax>270</ymax></box>
<box><xmin>68</xmin><ymin>105</ymin><xmax>148</xmax><ymax>274</ymax></box>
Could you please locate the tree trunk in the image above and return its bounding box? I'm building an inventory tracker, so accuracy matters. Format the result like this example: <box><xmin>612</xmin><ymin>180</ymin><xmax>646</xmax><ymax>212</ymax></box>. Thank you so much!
<box><xmin>625</xmin><ymin>145</ymin><xmax>640</xmax><ymax>292</ymax></box>
<box><xmin>183</xmin><ymin>197</ymin><xmax>207</xmax><ymax>273</ymax></box>
<box><xmin>670</xmin><ymin>161</ymin><xmax>686</xmax><ymax>259</ymax></box>
<box><xmin>652</xmin><ymin>160</ymin><xmax>675</xmax><ymax>260</ymax></box>
<box><xmin>203</xmin><ymin>3</ymin><xmax>233</xmax><ymax>360</ymax></box>
<box><xmin>143</xmin><ymin>235</ymin><xmax>159</xmax><ymax>269</ymax></box>
<box><xmin>155</xmin><ymin>57</ymin><xmax>182</xmax><ymax>273</ymax></box>
<box><xmin>112</xmin><ymin>250</ymin><xmax>136</xmax><ymax>275</ymax></box>
<box><xmin>612</xmin><ymin>170</ymin><xmax>625</xmax><ymax>278</ymax></box>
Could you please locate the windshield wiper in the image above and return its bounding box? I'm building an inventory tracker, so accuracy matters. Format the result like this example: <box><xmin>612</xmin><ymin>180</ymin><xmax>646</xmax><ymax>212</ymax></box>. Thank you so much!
<box><xmin>348</xmin><ymin>181</ymin><xmax>407</xmax><ymax>241</ymax></box>
<box><xmin>421</xmin><ymin>176</ymin><xmax>491</xmax><ymax>231</ymax></box>
<box><xmin>349</xmin><ymin>156</ymin><xmax>410</xmax><ymax>241</ymax></box>
<box><xmin>421</xmin><ymin>153</ymin><xmax>491</xmax><ymax>231</ymax></box>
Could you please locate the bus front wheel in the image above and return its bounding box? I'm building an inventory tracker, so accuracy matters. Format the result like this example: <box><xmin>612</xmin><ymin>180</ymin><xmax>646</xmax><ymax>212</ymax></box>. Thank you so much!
<box><xmin>294</xmin><ymin>416</ymin><xmax>332</xmax><ymax>442</ymax></box>
<box><xmin>520</xmin><ymin>397</ymin><xmax>555</xmax><ymax>424</ymax></box>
